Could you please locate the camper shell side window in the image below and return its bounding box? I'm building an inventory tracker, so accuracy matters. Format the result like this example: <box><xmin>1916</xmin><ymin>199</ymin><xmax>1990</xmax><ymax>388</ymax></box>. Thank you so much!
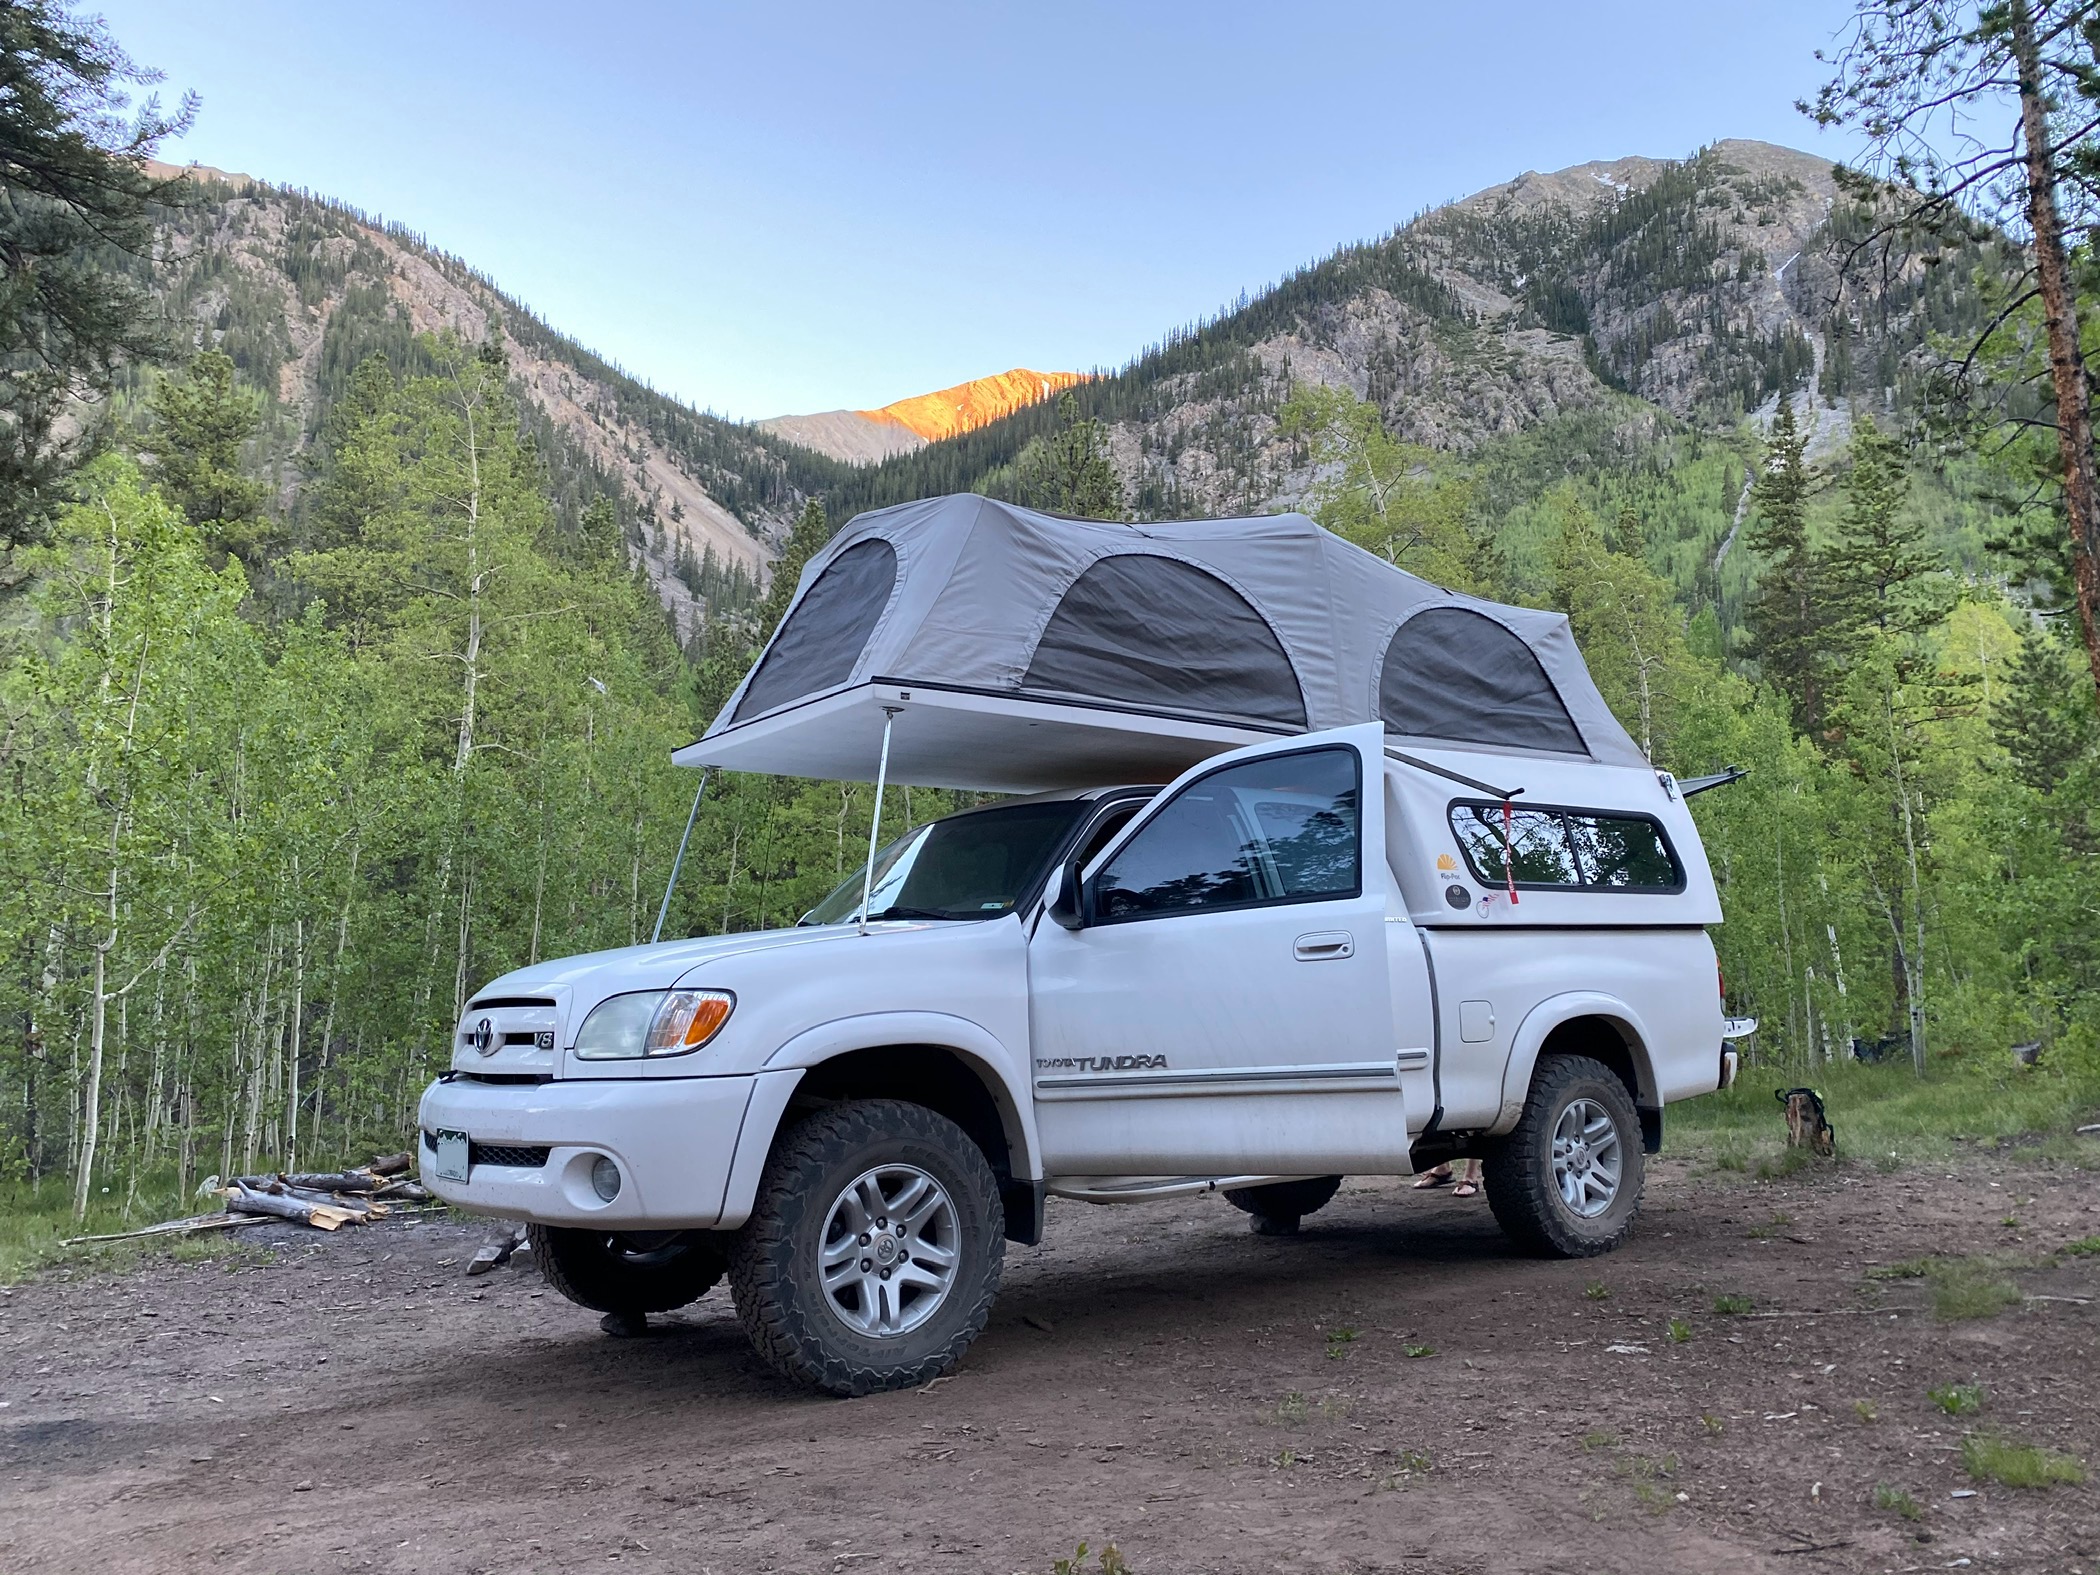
<box><xmin>1447</xmin><ymin>800</ymin><xmax>1684</xmax><ymax>894</ymax></box>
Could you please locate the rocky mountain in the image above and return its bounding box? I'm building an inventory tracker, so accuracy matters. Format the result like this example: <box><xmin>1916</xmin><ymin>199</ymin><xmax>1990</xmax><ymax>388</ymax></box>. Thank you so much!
<box><xmin>143</xmin><ymin>139</ymin><xmax>1988</xmax><ymax>636</ymax></box>
<box><xmin>824</xmin><ymin>139</ymin><xmax>1993</xmax><ymax>529</ymax></box>
<box><xmin>759</xmin><ymin>368</ymin><xmax>1086</xmax><ymax>464</ymax></box>
<box><xmin>143</xmin><ymin>161</ymin><xmax>846</xmax><ymax>639</ymax></box>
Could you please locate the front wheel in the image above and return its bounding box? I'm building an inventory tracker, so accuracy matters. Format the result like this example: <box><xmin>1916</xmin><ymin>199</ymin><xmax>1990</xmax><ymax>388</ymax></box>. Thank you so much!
<box><xmin>528</xmin><ymin>1225</ymin><xmax>727</xmax><ymax>1314</ymax></box>
<box><xmin>728</xmin><ymin>1099</ymin><xmax>1005</xmax><ymax>1396</ymax></box>
<box><xmin>1482</xmin><ymin>1055</ymin><xmax>1644</xmax><ymax>1257</ymax></box>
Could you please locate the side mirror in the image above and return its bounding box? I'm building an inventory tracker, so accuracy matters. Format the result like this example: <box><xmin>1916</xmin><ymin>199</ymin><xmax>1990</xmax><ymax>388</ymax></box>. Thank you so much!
<box><xmin>1047</xmin><ymin>860</ymin><xmax>1085</xmax><ymax>930</ymax></box>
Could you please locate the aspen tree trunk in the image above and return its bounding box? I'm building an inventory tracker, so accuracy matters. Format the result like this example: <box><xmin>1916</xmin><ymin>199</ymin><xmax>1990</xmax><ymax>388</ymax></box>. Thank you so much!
<box><xmin>2009</xmin><ymin>0</ymin><xmax>2100</xmax><ymax>701</ymax></box>
<box><xmin>312</xmin><ymin>831</ymin><xmax>359</xmax><ymax>1143</ymax></box>
<box><xmin>1886</xmin><ymin>691</ymin><xmax>1928</xmax><ymax>1073</ymax></box>
<box><xmin>285</xmin><ymin>853</ymin><xmax>305</xmax><ymax>1173</ymax></box>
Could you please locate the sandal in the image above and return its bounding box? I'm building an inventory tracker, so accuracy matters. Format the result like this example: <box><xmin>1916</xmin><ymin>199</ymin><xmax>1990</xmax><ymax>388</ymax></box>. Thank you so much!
<box><xmin>1413</xmin><ymin>1169</ymin><xmax>1453</xmax><ymax>1189</ymax></box>
<box><xmin>1452</xmin><ymin>1181</ymin><xmax>1480</xmax><ymax>1199</ymax></box>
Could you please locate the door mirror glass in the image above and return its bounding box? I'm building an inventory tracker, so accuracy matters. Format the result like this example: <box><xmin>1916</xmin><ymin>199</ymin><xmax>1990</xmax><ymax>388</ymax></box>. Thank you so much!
<box><xmin>1091</xmin><ymin>746</ymin><xmax>1360</xmax><ymax>922</ymax></box>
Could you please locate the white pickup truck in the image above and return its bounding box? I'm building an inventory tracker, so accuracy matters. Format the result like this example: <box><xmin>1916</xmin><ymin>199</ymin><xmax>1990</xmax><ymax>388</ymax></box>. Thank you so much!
<box><xmin>421</xmin><ymin>496</ymin><xmax>1746</xmax><ymax>1395</ymax></box>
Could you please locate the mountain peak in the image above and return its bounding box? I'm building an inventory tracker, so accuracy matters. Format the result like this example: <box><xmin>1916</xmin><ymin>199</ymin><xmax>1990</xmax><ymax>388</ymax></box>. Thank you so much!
<box><xmin>860</xmin><ymin>368</ymin><xmax>1087</xmax><ymax>443</ymax></box>
<box><xmin>1455</xmin><ymin>139</ymin><xmax>1839</xmax><ymax>215</ymax></box>
<box><xmin>760</xmin><ymin>367</ymin><xmax>1085</xmax><ymax>463</ymax></box>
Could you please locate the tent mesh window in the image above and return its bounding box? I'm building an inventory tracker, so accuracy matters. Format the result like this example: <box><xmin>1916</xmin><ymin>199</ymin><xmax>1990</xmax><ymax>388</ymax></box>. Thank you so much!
<box><xmin>1021</xmin><ymin>554</ymin><xmax>1308</xmax><ymax>727</ymax></box>
<box><xmin>734</xmin><ymin>538</ymin><xmax>898</xmax><ymax>722</ymax></box>
<box><xmin>1380</xmin><ymin>607</ymin><xmax>1585</xmax><ymax>754</ymax></box>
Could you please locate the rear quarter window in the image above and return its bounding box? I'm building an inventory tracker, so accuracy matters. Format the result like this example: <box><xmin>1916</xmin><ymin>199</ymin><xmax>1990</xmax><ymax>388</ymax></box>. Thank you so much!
<box><xmin>1448</xmin><ymin>802</ymin><xmax>1682</xmax><ymax>894</ymax></box>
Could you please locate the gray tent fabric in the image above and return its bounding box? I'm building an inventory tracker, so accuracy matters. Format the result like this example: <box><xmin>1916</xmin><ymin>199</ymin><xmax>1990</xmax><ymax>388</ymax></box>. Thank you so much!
<box><xmin>706</xmin><ymin>494</ymin><xmax>1646</xmax><ymax>767</ymax></box>
<box><xmin>1380</xmin><ymin>607</ymin><xmax>1585</xmax><ymax>755</ymax></box>
<box><xmin>733</xmin><ymin>537</ymin><xmax>897</xmax><ymax>722</ymax></box>
<box><xmin>1021</xmin><ymin>554</ymin><xmax>1307</xmax><ymax>726</ymax></box>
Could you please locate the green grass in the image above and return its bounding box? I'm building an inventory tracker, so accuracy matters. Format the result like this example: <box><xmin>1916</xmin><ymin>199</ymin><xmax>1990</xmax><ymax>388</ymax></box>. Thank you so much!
<box><xmin>0</xmin><ymin>1175</ymin><xmax>265</xmax><ymax>1284</ymax></box>
<box><xmin>1584</xmin><ymin>1280</ymin><xmax>1611</xmax><ymax>1300</ymax></box>
<box><xmin>1866</xmin><ymin>1254</ymin><xmax>2027</xmax><ymax>1320</ymax></box>
<box><xmin>2061</xmin><ymin>1236</ymin><xmax>2100</xmax><ymax>1257</ymax></box>
<box><xmin>1323</xmin><ymin>1326</ymin><xmax>1360</xmax><ymax>1360</ymax></box>
<box><xmin>1712</xmin><ymin>1292</ymin><xmax>1755</xmax><ymax>1315</ymax></box>
<box><xmin>1932</xmin><ymin>1264</ymin><xmax>2023</xmax><ymax>1321</ymax></box>
<box><xmin>1929</xmin><ymin>1382</ymin><xmax>1984</xmax><ymax>1416</ymax></box>
<box><xmin>1667</xmin><ymin>1317</ymin><xmax>1692</xmax><ymax>1343</ymax></box>
<box><xmin>1853</xmin><ymin>1399</ymin><xmax>1879</xmax><ymax>1423</ymax></box>
<box><xmin>1872</xmin><ymin>1483</ymin><xmax>1922</xmax><ymax>1520</ymax></box>
<box><xmin>1667</xmin><ymin>1057</ymin><xmax>2100</xmax><ymax>1171</ymax></box>
<box><xmin>1401</xmin><ymin>1341</ymin><xmax>1435</xmax><ymax>1358</ymax></box>
<box><xmin>1052</xmin><ymin>1544</ymin><xmax>1133</xmax><ymax>1575</ymax></box>
<box><xmin>1961</xmin><ymin>1433</ymin><xmax>2087</xmax><ymax>1488</ymax></box>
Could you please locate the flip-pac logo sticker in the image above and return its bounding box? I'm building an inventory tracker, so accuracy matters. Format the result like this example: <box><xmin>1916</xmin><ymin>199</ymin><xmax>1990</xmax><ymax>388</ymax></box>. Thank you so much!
<box><xmin>1435</xmin><ymin>853</ymin><xmax>1458</xmax><ymax>873</ymax></box>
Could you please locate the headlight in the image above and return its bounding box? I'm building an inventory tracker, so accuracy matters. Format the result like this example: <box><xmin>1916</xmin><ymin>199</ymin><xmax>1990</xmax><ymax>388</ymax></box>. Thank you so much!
<box><xmin>571</xmin><ymin>988</ymin><xmax>735</xmax><ymax>1059</ymax></box>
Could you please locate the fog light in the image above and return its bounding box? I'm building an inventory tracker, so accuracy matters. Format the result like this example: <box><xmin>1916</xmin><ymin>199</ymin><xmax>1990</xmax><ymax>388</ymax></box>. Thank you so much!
<box><xmin>590</xmin><ymin>1156</ymin><xmax>622</xmax><ymax>1202</ymax></box>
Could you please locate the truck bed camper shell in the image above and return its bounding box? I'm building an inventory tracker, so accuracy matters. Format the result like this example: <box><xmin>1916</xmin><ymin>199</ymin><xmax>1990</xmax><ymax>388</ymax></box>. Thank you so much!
<box><xmin>674</xmin><ymin>494</ymin><xmax>1647</xmax><ymax>793</ymax></box>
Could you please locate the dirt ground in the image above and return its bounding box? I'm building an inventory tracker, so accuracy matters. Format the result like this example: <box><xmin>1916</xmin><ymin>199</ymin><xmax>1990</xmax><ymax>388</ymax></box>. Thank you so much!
<box><xmin>3</xmin><ymin>1153</ymin><xmax>2098</xmax><ymax>1575</ymax></box>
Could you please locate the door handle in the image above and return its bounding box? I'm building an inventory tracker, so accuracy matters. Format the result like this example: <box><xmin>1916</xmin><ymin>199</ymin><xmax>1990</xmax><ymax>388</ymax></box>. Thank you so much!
<box><xmin>1293</xmin><ymin>931</ymin><xmax>1354</xmax><ymax>961</ymax></box>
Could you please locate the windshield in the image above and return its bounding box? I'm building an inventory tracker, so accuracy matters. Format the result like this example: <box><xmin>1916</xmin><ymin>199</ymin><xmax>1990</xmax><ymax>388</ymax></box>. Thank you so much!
<box><xmin>800</xmin><ymin>800</ymin><xmax>1088</xmax><ymax>925</ymax></box>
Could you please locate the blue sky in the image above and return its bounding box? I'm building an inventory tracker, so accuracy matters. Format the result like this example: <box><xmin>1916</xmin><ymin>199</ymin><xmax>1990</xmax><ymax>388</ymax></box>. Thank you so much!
<box><xmin>105</xmin><ymin>1</ymin><xmax>1863</xmax><ymax>422</ymax></box>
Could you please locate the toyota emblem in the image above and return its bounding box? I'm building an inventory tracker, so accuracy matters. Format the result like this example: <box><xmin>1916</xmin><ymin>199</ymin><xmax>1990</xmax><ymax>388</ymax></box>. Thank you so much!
<box><xmin>471</xmin><ymin>1016</ymin><xmax>496</xmax><ymax>1056</ymax></box>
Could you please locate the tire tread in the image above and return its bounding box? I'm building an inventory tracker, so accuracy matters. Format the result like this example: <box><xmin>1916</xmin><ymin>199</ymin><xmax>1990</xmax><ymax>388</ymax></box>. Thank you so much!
<box><xmin>728</xmin><ymin>1099</ymin><xmax>1004</xmax><ymax>1396</ymax></box>
<box><xmin>1482</xmin><ymin>1054</ymin><xmax>1643</xmax><ymax>1259</ymax></box>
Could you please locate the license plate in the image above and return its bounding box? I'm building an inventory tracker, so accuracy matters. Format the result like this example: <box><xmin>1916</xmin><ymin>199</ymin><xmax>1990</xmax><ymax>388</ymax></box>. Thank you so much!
<box><xmin>434</xmin><ymin>1128</ymin><xmax>470</xmax><ymax>1183</ymax></box>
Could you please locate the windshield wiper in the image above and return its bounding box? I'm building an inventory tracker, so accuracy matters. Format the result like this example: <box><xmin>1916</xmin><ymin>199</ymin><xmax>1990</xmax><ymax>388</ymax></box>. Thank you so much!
<box><xmin>866</xmin><ymin>905</ymin><xmax>968</xmax><ymax>922</ymax></box>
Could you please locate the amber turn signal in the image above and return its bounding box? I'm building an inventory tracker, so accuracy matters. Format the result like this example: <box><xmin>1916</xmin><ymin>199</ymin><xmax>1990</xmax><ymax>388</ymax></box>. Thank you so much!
<box><xmin>643</xmin><ymin>989</ymin><xmax>737</xmax><ymax>1055</ymax></box>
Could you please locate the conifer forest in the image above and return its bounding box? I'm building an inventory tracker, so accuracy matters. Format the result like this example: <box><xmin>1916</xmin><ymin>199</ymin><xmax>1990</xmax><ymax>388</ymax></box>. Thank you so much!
<box><xmin>3</xmin><ymin>0</ymin><xmax>2100</xmax><ymax>1242</ymax></box>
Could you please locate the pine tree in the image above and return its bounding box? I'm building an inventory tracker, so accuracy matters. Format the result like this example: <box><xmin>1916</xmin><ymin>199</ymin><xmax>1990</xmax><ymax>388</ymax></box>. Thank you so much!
<box><xmin>1994</xmin><ymin>624</ymin><xmax>2094</xmax><ymax>793</ymax></box>
<box><xmin>1825</xmin><ymin>418</ymin><xmax>1947</xmax><ymax>644</ymax></box>
<box><xmin>1014</xmin><ymin>394</ymin><xmax>1126</xmax><ymax>520</ymax></box>
<box><xmin>146</xmin><ymin>349</ymin><xmax>272</xmax><ymax>560</ymax></box>
<box><xmin>1745</xmin><ymin>402</ymin><xmax>1830</xmax><ymax>734</ymax></box>
<box><xmin>0</xmin><ymin>2</ymin><xmax>193</xmax><ymax>549</ymax></box>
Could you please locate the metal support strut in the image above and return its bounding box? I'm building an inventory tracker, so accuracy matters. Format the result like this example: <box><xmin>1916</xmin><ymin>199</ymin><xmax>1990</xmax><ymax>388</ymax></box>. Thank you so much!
<box><xmin>650</xmin><ymin>767</ymin><xmax>712</xmax><ymax>944</ymax></box>
<box><xmin>858</xmin><ymin>707</ymin><xmax>903</xmax><ymax>936</ymax></box>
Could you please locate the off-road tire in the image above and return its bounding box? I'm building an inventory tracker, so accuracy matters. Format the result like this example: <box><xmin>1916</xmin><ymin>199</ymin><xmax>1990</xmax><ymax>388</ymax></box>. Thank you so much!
<box><xmin>1482</xmin><ymin>1054</ymin><xmax>1644</xmax><ymax>1258</ymax></box>
<box><xmin>1222</xmin><ymin>1175</ymin><xmax>1343</xmax><ymax>1234</ymax></box>
<box><xmin>728</xmin><ymin>1099</ymin><xmax>1005</xmax><ymax>1397</ymax></box>
<box><xmin>528</xmin><ymin>1224</ymin><xmax>727</xmax><ymax>1314</ymax></box>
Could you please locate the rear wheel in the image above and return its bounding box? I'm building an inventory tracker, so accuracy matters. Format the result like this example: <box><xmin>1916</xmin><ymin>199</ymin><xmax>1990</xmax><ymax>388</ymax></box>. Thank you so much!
<box><xmin>728</xmin><ymin>1099</ymin><xmax>1005</xmax><ymax>1396</ymax></box>
<box><xmin>1222</xmin><ymin>1175</ymin><xmax>1343</xmax><ymax>1235</ymax></box>
<box><xmin>529</xmin><ymin>1225</ymin><xmax>727</xmax><ymax>1314</ymax></box>
<box><xmin>1482</xmin><ymin>1054</ymin><xmax>1644</xmax><ymax>1257</ymax></box>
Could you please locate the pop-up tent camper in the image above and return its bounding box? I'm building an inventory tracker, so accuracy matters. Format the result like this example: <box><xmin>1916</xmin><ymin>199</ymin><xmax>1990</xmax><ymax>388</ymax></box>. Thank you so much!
<box><xmin>673</xmin><ymin>494</ymin><xmax>1646</xmax><ymax>793</ymax></box>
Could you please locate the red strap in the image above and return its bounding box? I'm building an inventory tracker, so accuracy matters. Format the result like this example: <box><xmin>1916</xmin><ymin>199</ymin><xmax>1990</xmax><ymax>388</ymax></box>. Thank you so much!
<box><xmin>1502</xmin><ymin>799</ymin><xmax>1520</xmax><ymax>907</ymax></box>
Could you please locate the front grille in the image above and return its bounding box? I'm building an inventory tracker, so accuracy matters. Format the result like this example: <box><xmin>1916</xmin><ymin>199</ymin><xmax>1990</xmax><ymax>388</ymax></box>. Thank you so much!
<box><xmin>470</xmin><ymin>1142</ymin><xmax>551</xmax><ymax>1169</ymax></box>
<box><xmin>419</xmin><ymin>1130</ymin><xmax>552</xmax><ymax>1169</ymax></box>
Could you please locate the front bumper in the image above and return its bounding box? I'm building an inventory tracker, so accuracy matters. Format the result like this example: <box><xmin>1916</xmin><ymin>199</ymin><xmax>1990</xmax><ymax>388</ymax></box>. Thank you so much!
<box><xmin>417</xmin><ymin>1073</ymin><xmax>758</xmax><ymax>1229</ymax></box>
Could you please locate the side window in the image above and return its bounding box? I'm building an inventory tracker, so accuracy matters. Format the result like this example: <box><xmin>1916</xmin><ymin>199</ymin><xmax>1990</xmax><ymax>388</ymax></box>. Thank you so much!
<box><xmin>1073</xmin><ymin>801</ymin><xmax>1146</xmax><ymax>870</ymax></box>
<box><xmin>1093</xmin><ymin>748</ymin><xmax>1359</xmax><ymax>921</ymax></box>
<box><xmin>1448</xmin><ymin>802</ymin><xmax>1681</xmax><ymax>893</ymax></box>
<box><xmin>1564</xmin><ymin>813</ymin><xmax>1679</xmax><ymax>889</ymax></box>
<box><xmin>1451</xmin><ymin>805</ymin><xmax>1579</xmax><ymax>885</ymax></box>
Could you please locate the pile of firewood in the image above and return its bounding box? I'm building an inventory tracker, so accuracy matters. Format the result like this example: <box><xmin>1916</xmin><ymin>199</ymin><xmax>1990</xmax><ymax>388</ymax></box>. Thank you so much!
<box><xmin>64</xmin><ymin>1151</ymin><xmax>432</xmax><ymax>1246</ymax></box>
<box><xmin>221</xmin><ymin>1151</ymin><xmax>431</xmax><ymax>1230</ymax></box>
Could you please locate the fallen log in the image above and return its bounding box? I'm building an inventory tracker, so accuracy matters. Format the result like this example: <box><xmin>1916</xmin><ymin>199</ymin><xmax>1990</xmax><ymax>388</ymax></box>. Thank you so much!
<box><xmin>62</xmin><ymin>1212</ymin><xmax>271</xmax><ymax>1247</ymax></box>
<box><xmin>369</xmin><ymin>1152</ymin><xmax>413</xmax><ymax>1177</ymax></box>
<box><xmin>277</xmin><ymin>1185</ymin><xmax>385</xmax><ymax>1217</ymax></box>
<box><xmin>370</xmin><ymin>1179</ymin><xmax>431</xmax><ymax>1201</ymax></box>
<box><xmin>279</xmin><ymin>1171</ymin><xmax>386</xmax><ymax>1193</ymax></box>
<box><xmin>225</xmin><ymin>1184</ymin><xmax>358</xmax><ymax>1230</ymax></box>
